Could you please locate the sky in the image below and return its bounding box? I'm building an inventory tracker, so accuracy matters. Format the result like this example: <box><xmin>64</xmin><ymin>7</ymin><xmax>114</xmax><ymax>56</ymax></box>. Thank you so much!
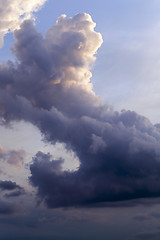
<box><xmin>1</xmin><ymin>1</ymin><xmax>160</xmax><ymax>240</ymax></box>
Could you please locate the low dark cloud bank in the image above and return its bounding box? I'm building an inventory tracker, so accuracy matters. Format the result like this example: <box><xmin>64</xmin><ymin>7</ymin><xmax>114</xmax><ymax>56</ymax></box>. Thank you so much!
<box><xmin>0</xmin><ymin>13</ymin><xmax>160</xmax><ymax>208</ymax></box>
<box><xmin>0</xmin><ymin>200</ymin><xmax>14</xmax><ymax>214</ymax></box>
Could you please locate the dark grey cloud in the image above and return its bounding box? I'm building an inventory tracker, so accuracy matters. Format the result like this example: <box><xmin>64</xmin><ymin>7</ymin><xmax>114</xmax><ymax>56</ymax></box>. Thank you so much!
<box><xmin>5</xmin><ymin>190</ymin><xmax>25</xmax><ymax>198</ymax></box>
<box><xmin>0</xmin><ymin>180</ymin><xmax>22</xmax><ymax>191</ymax></box>
<box><xmin>0</xmin><ymin>200</ymin><xmax>14</xmax><ymax>214</ymax></box>
<box><xmin>133</xmin><ymin>215</ymin><xmax>150</xmax><ymax>222</ymax></box>
<box><xmin>133</xmin><ymin>211</ymin><xmax>160</xmax><ymax>224</ymax></box>
<box><xmin>150</xmin><ymin>212</ymin><xmax>160</xmax><ymax>219</ymax></box>
<box><xmin>0</xmin><ymin>13</ymin><xmax>160</xmax><ymax>208</ymax></box>
<box><xmin>0</xmin><ymin>180</ymin><xmax>25</xmax><ymax>198</ymax></box>
<box><xmin>134</xmin><ymin>231</ymin><xmax>160</xmax><ymax>240</ymax></box>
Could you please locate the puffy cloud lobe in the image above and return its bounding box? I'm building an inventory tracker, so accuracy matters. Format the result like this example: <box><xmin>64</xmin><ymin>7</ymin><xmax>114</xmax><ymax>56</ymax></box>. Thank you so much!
<box><xmin>0</xmin><ymin>180</ymin><xmax>25</xmax><ymax>198</ymax></box>
<box><xmin>30</xmin><ymin>114</ymin><xmax>160</xmax><ymax>208</ymax></box>
<box><xmin>0</xmin><ymin>180</ymin><xmax>22</xmax><ymax>191</ymax></box>
<box><xmin>1</xmin><ymin>13</ymin><xmax>160</xmax><ymax>207</ymax></box>
<box><xmin>0</xmin><ymin>14</ymin><xmax>103</xmax><ymax>120</ymax></box>
<box><xmin>0</xmin><ymin>0</ymin><xmax>47</xmax><ymax>47</ymax></box>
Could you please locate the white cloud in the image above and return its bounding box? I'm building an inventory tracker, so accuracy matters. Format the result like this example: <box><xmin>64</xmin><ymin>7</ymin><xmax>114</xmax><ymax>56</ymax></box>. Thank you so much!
<box><xmin>0</xmin><ymin>0</ymin><xmax>47</xmax><ymax>47</ymax></box>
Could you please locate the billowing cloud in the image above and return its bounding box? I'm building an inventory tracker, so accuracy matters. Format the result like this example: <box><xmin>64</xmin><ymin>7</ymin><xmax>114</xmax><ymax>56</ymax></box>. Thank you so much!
<box><xmin>0</xmin><ymin>180</ymin><xmax>25</xmax><ymax>198</ymax></box>
<box><xmin>0</xmin><ymin>180</ymin><xmax>22</xmax><ymax>191</ymax></box>
<box><xmin>1</xmin><ymin>13</ymin><xmax>160</xmax><ymax>208</ymax></box>
<box><xmin>0</xmin><ymin>0</ymin><xmax>47</xmax><ymax>47</ymax></box>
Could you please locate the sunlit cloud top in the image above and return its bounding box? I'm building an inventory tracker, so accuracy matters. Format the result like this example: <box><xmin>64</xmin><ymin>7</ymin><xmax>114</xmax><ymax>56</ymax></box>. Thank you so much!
<box><xmin>0</xmin><ymin>0</ymin><xmax>47</xmax><ymax>47</ymax></box>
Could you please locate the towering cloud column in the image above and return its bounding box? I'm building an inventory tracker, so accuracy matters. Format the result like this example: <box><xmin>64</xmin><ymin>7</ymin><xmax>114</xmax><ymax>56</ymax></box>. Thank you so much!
<box><xmin>1</xmin><ymin>13</ymin><xmax>160</xmax><ymax>208</ymax></box>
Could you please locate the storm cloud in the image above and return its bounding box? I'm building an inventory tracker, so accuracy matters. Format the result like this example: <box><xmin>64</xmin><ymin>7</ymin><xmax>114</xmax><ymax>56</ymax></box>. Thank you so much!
<box><xmin>0</xmin><ymin>13</ymin><xmax>160</xmax><ymax>207</ymax></box>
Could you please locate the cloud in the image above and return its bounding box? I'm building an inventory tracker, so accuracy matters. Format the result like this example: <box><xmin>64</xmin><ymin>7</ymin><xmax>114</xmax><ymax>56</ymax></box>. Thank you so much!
<box><xmin>0</xmin><ymin>145</ymin><xmax>25</xmax><ymax>166</ymax></box>
<box><xmin>150</xmin><ymin>212</ymin><xmax>160</xmax><ymax>219</ymax></box>
<box><xmin>0</xmin><ymin>200</ymin><xmax>14</xmax><ymax>214</ymax></box>
<box><xmin>0</xmin><ymin>180</ymin><xmax>25</xmax><ymax>198</ymax></box>
<box><xmin>0</xmin><ymin>180</ymin><xmax>22</xmax><ymax>191</ymax></box>
<box><xmin>0</xmin><ymin>0</ymin><xmax>47</xmax><ymax>47</ymax></box>
<box><xmin>1</xmin><ymin>13</ymin><xmax>160</xmax><ymax>208</ymax></box>
<box><xmin>133</xmin><ymin>215</ymin><xmax>151</xmax><ymax>222</ymax></box>
<box><xmin>5</xmin><ymin>190</ymin><xmax>25</xmax><ymax>198</ymax></box>
<box><xmin>134</xmin><ymin>231</ymin><xmax>160</xmax><ymax>240</ymax></box>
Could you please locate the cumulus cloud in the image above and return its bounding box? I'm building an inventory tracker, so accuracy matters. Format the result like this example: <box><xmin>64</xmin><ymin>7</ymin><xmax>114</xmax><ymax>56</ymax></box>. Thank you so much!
<box><xmin>1</xmin><ymin>13</ymin><xmax>160</xmax><ymax>208</ymax></box>
<box><xmin>0</xmin><ymin>0</ymin><xmax>47</xmax><ymax>47</ymax></box>
<box><xmin>0</xmin><ymin>180</ymin><xmax>25</xmax><ymax>198</ymax></box>
<box><xmin>0</xmin><ymin>180</ymin><xmax>22</xmax><ymax>191</ymax></box>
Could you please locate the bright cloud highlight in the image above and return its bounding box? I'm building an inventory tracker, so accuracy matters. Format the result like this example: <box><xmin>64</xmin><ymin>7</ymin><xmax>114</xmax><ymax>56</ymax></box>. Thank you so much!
<box><xmin>0</xmin><ymin>0</ymin><xmax>47</xmax><ymax>47</ymax></box>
